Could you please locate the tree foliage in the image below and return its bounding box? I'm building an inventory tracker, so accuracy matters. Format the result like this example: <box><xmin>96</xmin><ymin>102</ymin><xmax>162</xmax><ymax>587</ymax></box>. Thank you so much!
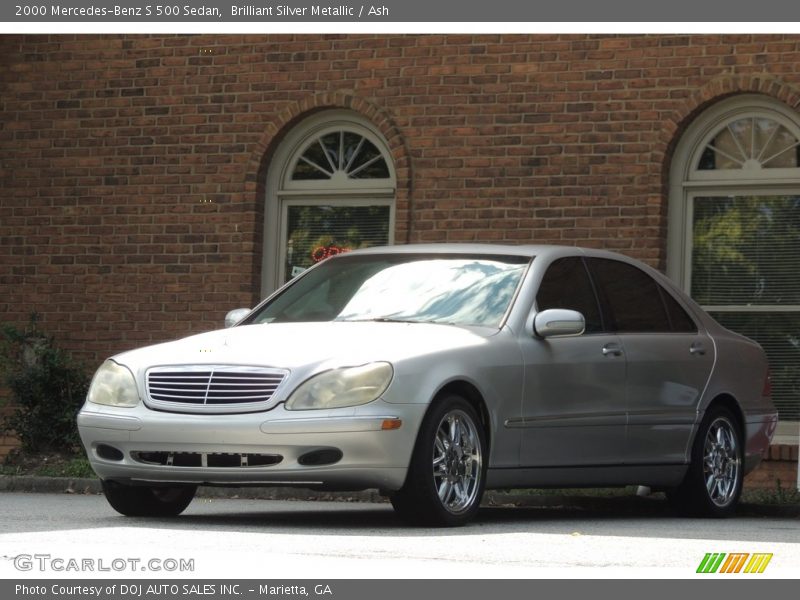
<box><xmin>0</xmin><ymin>315</ymin><xmax>89</xmax><ymax>454</ymax></box>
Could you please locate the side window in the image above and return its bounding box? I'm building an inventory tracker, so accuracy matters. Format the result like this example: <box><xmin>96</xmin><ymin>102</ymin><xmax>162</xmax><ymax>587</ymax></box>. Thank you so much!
<box><xmin>537</xmin><ymin>257</ymin><xmax>603</xmax><ymax>333</ymax></box>
<box><xmin>659</xmin><ymin>286</ymin><xmax>697</xmax><ymax>333</ymax></box>
<box><xmin>588</xmin><ymin>258</ymin><xmax>671</xmax><ymax>333</ymax></box>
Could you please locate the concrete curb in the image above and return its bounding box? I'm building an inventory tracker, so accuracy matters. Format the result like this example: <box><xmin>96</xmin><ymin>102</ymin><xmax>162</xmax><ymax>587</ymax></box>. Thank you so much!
<box><xmin>2</xmin><ymin>475</ymin><xmax>798</xmax><ymax>516</ymax></box>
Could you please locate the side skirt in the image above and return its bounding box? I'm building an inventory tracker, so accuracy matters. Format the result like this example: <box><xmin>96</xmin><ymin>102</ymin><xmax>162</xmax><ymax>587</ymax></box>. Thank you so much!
<box><xmin>486</xmin><ymin>464</ymin><xmax>688</xmax><ymax>489</ymax></box>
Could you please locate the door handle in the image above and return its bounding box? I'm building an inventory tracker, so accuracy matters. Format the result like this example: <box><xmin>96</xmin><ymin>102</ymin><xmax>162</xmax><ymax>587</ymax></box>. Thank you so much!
<box><xmin>690</xmin><ymin>343</ymin><xmax>706</xmax><ymax>356</ymax></box>
<box><xmin>602</xmin><ymin>343</ymin><xmax>623</xmax><ymax>357</ymax></box>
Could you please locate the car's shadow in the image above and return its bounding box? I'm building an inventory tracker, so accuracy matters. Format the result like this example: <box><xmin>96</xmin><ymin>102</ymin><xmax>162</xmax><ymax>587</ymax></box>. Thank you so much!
<box><xmin>88</xmin><ymin>496</ymin><xmax>718</xmax><ymax>539</ymax></box>
<box><xmin>115</xmin><ymin>494</ymin><xmax>796</xmax><ymax>541</ymax></box>
<box><xmin>10</xmin><ymin>494</ymin><xmax>792</xmax><ymax>543</ymax></box>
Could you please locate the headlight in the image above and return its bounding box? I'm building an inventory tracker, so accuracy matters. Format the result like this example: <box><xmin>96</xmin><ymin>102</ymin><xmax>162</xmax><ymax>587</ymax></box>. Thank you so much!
<box><xmin>285</xmin><ymin>362</ymin><xmax>393</xmax><ymax>411</ymax></box>
<box><xmin>87</xmin><ymin>360</ymin><xmax>140</xmax><ymax>408</ymax></box>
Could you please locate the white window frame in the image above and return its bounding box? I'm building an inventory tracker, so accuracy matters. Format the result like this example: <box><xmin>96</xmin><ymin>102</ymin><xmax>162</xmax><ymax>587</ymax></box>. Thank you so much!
<box><xmin>667</xmin><ymin>94</ymin><xmax>800</xmax><ymax>430</ymax></box>
<box><xmin>262</xmin><ymin>110</ymin><xmax>397</xmax><ymax>296</ymax></box>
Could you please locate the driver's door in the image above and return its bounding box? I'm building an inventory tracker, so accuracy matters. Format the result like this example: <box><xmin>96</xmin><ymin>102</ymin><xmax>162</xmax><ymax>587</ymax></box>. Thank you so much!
<box><xmin>518</xmin><ymin>257</ymin><xmax>628</xmax><ymax>467</ymax></box>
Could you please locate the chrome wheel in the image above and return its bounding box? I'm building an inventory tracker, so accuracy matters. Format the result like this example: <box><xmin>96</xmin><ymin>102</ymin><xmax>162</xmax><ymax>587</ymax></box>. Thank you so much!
<box><xmin>702</xmin><ymin>417</ymin><xmax>741</xmax><ymax>507</ymax></box>
<box><xmin>432</xmin><ymin>409</ymin><xmax>483</xmax><ymax>515</ymax></box>
<box><xmin>391</xmin><ymin>395</ymin><xmax>486</xmax><ymax>526</ymax></box>
<box><xmin>667</xmin><ymin>406</ymin><xmax>743</xmax><ymax>518</ymax></box>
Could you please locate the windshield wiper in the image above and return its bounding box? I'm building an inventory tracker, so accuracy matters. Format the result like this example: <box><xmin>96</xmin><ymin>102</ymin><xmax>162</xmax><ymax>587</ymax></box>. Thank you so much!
<box><xmin>336</xmin><ymin>317</ymin><xmax>454</xmax><ymax>325</ymax></box>
<box><xmin>335</xmin><ymin>317</ymin><xmax>416</xmax><ymax>323</ymax></box>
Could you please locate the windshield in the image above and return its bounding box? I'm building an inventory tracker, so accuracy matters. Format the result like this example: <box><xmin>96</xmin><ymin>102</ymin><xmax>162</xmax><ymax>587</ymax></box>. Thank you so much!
<box><xmin>248</xmin><ymin>253</ymin><xmax>530</xmax><ymax>328</ymax></box>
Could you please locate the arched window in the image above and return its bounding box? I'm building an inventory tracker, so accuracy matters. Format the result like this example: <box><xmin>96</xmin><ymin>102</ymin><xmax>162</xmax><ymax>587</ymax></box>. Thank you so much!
<box><xmin>262</xmin><ymin>110</ymin><xmax>396</xmax><ymax>294</ymax></box>
<box><xmin>667</xmin><ymin>95</ymin><xmax>800</xmax><ymax>424</ymax></box>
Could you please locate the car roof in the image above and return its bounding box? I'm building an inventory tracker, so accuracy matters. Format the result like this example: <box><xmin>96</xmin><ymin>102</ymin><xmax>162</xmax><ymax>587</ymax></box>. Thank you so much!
<box><xmin>341</xmin><ymin>243</ymin><xmax>694</xmax><ymax>321</ymax></box>
<box><xmin>344</xmin><ymin>243</ymin><xmax>635</xmax><ymax>262</ymax></box>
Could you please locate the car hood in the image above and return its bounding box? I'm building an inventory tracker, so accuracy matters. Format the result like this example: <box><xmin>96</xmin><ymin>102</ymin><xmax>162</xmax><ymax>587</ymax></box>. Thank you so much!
<box><xmin>112</xmin><ymin>321</ymin><xmax>497</xmax><ymax>375</ymax></box>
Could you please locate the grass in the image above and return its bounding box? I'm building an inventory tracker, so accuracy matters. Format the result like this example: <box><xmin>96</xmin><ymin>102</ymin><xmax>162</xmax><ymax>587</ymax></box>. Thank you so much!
<box><xmin>1</xmin><ymin>451</ymin><xmax>96</xmax><ymax>479</ymax></box>
<box><xmin>741</xmin><ymin>483</ymin><xmax>800</xmax><ymax>506</ymax></box>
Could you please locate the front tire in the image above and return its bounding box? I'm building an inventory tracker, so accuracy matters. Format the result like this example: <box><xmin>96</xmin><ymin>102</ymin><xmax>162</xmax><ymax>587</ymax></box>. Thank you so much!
<box><xmin>391</xmin><ymin>395</ymin><xmax>487</xmax><ymax>527</ymax></box>
<box><xmin>667</xmin><ymin>406</ymin><xmax>743</xmax><ymax>517</ymax></box>
<box><xmin>102</xmin><ymin>480</ymin><xmax>197</xmax><ymax>517</ymax></box>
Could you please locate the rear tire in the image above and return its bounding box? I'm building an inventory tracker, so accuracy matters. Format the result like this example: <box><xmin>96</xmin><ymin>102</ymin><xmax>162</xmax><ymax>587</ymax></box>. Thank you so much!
<box><xmin>667</xmin><ymin>406</ymin><xmax>743</xmax><ymax>518</ymax></box>
<box><xmin>102</xmin><ymin>480</ymin><xmax>196</xmax><ymax>517</ymax></box>
<box><xmin>391</xmin><ymin>395</ymin><xmax>487</xmax><ymax>527</ymax></box>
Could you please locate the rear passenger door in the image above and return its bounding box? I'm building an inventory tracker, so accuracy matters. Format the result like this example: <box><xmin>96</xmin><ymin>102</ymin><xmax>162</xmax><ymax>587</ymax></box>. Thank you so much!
<box><xmin>587</xmin><ymin>258</ymin><xmax>715</xmax><ymax>465</ymax></box>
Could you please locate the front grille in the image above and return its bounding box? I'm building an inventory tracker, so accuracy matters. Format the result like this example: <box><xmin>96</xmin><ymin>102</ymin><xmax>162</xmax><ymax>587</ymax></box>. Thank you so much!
<box><xmin>131</xmin><ymin>451</ymin><xmax>283</xmax><ymax>468</ymax></box>
<box><xmin>145</xmin><ymin>365</ymin><xmax>288</xmax><ymax>413</ymax></box>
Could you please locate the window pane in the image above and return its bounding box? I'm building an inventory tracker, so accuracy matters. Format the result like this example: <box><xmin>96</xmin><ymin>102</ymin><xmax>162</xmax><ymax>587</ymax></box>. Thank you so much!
<box><xmin>290</xmin><ymin>131</ymin><xmax>391</xmax><ymax>182</ymax></box>
<box><xmin>342</xmin><ymin>131</ymin><xmax>363</xmax><ymax>169</ymax></box>
<box><xmin>701</xmin><ymin>126</ymin><xmax>746</xmax><ymax>170</ymax></box>
<box><xmin>697</xmin><ymin>116</ymin><xmax>800</xmax><ymax>171</ymax></box>
<box><xmin>292</xmin><ymin>160</ymin><xmax>330</xmax><ymax>181</ymax></box>
<box><xmin>754</xmin><ymin>118</ymin><xmax>780</xmax><ymax>161</ymax></box>
<box><xmin>710</xmin><ymin>311</ymin><xmax>800</xmax><ymax>421</ymax></box>
<box><xmin>320</xmin><ymin>132</ymin><xmax>341</xmax><ymax>171</ymax></box>
<box><xmin>348</xmin><ymin>139</ymin><xmax>390</xmax><ymax>179</ymax></box>
<box><xmin>691</xmin><ymin>196</ymin><xmax>800</xmax><ymax>306</ymax></box>
<box><xmin>588</xmin><ymin>258</ymin><xmax>671</xmax><ymax>333</ymax></box>
<box><xmin>698</xmin><ymin>146</ymin><xmax>718</xmax><ymax>170</ymax></box>
<box><xmin>350</xmin><ymin>157</ymin><xmax>390</xmax><ymax>179</ymax></box>
<box><xmin>690</xmin><ymin>194</ymin><xmax>800</xmax><ymax>421</ymax></box>
<box><xmin>659</xmin><ymin>287</ymin><xmax>697</xmax><ymax>333</ymax></box>
<box><xmin>292</xmin><ymin>141</ymin><xmax>334</xmax><ymax>180</ymax></box>
<box><xmin>284</xmin><ymin>205</ymin><xmax>390</xmax><ymax>282</ymax></box>
<box><xmin>536</xmin><ymin>257</ymin><xmax>603</xmax><ymax>333</ymax></box>
<box><xmin>761</xmin><ymin>126</ymin><xmax>799</xmax><ymax>168</ymax></box>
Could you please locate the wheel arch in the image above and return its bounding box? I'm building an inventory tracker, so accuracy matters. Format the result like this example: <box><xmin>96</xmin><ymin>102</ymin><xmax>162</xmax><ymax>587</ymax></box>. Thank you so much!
<box><xmin>690</xmin><ymin>392</ymin><xmax>747</xmax><ymax>463</ymax></box>
<box><xmin>431</xmin><ymin>380</ymin><xmax>492</xmax><ymax>456</ymax></box>
<box><xmin>703</xmin><ymin>393</ymin><xmax>746</xmax><ymax>436</ymax></box>
<box><xmin>668</xmin><ymin>392</ymin><xmax>746</xmax><ymax>517</ymax></box>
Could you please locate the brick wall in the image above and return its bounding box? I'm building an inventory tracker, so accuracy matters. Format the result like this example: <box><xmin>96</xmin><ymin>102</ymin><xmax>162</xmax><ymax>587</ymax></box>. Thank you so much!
<box><xmin>2</xmin><ymin>33</ymin><xmax>800</xmax><ymax>364</ymax></box>
<box><xmin>0</xmin><ymin>405</ymin><xmax>19</xmax><ymax>460</ymax></box>
<box><xmin>744</xmin><ymin>444</ymin><xmax>799</xmax><ymax>490</ymax></box>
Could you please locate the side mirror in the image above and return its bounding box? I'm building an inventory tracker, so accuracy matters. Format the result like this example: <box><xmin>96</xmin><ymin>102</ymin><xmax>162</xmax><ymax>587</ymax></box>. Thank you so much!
<box><xmin>534</xmin><ymin>309</ymin><xmax>585</xmax><ymax>338</ymax></box>
<box><xmin>224</xmin><ymin>308</ymin><xmax>251</xmax><ymax>328</ymax></box>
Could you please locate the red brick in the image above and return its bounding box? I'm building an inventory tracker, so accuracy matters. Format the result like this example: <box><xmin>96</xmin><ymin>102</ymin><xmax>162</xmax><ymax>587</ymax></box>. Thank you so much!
<box><xmin>3</xmin><ymin>32</ymin><xmax>800</xmax><ymax>374</ymax></box>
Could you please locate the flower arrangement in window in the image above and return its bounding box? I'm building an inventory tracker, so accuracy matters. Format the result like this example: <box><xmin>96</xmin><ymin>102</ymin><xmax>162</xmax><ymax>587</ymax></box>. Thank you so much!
<box><xmin>284</xmin><ymin>204</ymin><xmax>390</xmax><ymax>280</ymax></box>
<box><xmin>311</xmin><ymin>243</ymin><xmax>352</xmax><ymax>263</ymax></box>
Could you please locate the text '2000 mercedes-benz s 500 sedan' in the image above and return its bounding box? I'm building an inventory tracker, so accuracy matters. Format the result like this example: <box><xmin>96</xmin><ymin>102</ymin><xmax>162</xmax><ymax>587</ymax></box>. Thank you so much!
<box><xmin>77</xmin><ymin>244</ymin><xmax>777</xmax><ymax>526</ymax></box>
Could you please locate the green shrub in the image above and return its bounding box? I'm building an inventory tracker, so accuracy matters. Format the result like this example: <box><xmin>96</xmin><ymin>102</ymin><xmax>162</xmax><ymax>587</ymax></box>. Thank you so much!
<box><xmin>0</xmin><ymin>315</ymin><xmax>90</xmax><ymax>454</ymax></box>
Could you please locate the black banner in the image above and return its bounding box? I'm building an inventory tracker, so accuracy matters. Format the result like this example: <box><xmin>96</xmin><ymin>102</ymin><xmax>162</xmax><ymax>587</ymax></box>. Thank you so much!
<box><xmin>4</xmin><ymin>0</ymin><xmax>800</xmax><ymax>22</ymax></box>
<box><xmin>4</xmin><ymin>580</ymin><xmax>799</xmax><ymax>600</ymax></box>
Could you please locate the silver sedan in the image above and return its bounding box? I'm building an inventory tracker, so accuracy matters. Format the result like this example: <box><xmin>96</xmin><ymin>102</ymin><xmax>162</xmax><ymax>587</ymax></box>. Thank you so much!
<box><xmin>77</xmin><ymin>245</ymin><xmax>777</xmax><ymax>526</ymax></box>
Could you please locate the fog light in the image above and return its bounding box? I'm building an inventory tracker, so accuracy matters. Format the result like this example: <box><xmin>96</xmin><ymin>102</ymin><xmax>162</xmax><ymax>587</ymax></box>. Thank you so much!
<box><xmin>298</xmin><ymin>449</ymin><xmax>343</xmax><ymax>466</ymax></box>
<box><xmin>96</xmin><ymin>444</ymin><xmax>124</xmax><ymax>461</ymax></box>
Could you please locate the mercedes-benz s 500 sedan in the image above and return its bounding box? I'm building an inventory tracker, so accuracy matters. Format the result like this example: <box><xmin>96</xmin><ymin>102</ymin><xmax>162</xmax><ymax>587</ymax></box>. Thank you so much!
<box><xmin>78</xmin><ymin>245</ymin><xmax>777</xmax><ymax>526</ymax></box>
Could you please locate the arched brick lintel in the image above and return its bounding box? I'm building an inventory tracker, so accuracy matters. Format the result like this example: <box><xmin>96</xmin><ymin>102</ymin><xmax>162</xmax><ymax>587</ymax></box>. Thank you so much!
<box><xmin>655</xmin><ymin>74</ymin><xmax>800</xmax><ymax>196</ymax></box>
<box><xmin>645</xmin><ymin>74</ymin><xmax>800</xmax><ymax>270</ymax></box>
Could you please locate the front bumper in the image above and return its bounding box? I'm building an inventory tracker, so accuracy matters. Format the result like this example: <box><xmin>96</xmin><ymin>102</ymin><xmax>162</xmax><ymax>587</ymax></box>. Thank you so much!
<box><xmin>77</xmin><ymin>400</ymin><xmax>427</xmax><ymax>492</ymax></box>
